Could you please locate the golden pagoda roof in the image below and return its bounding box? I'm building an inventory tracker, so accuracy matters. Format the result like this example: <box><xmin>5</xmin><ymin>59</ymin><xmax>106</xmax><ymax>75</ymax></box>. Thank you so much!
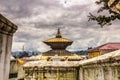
<box><xmin>44</xmin><ymin>37</ymin><xmax>72</xmax><ymax>42</ymax></box>
<box><xmin>36</xmin><ymin>50</ymin><xmax>84</xmax><ymax>61</ymax></box>
<box><xmin>41</xmin><ymin>50</ymin><xmax>75</xmax><ymax>56</ymax></box>
<box><xmin>43</xmin><ymin>28</ymin><xmax>72</xmax><ymax>43</ymax></box>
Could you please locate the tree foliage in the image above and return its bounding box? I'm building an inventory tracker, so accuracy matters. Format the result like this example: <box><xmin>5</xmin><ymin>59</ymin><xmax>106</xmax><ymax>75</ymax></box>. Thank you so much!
<box><xmin>88</xmin><ymin>0</ymin><xmax>120</xmax><ymax>27</ymax></box>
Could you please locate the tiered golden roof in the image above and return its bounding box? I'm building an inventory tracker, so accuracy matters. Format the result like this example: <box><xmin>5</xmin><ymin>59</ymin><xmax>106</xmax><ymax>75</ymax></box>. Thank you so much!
<box><xmin>37</xmin><ymin>28</ymin><xmax>83</xmax><ymax>61</ymax></box>
<box><xmin>41</xmin><ymin>50</ymin><xmax>74</xmax><ymax>56</ymax></box>
<box><xmin>44</xmin><ymin>37</ymin><xmax>72</xmax><ymax>42</ymax></box>
<box><xmin>43</xmin><ymin>28</ymin><xmax>72</xmax><ymax>43</ymax></box>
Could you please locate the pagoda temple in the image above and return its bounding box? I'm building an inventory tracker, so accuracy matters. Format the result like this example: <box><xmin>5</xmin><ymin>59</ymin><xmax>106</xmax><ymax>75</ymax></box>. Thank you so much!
<box><xmin>37</xmin><ymin>28</ymin><xmax>83</xmax><ymax>61</ymax></box>
<box><xmin>23</xmin><ymin>28</ymin><xmax>83</xmax><ymax>80</ymax></box>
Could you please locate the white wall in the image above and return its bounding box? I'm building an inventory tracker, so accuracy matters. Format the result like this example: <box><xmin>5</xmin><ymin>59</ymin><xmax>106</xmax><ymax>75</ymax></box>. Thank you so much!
<box><xmin>79</xmin><ymin>50</ymin><xmax>120</xmax><ymax>80</ymax></box>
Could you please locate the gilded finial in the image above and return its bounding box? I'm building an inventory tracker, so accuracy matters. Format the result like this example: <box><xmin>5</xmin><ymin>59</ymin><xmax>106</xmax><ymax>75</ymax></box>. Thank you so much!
<box><xmin>56</xmin><ymin>28</ymin><xmax>62</xmax><ymax>38</ymax></box>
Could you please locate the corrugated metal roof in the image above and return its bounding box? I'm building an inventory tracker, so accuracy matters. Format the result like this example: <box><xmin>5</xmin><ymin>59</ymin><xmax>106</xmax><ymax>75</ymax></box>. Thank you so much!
<box><xmin>88</xmin><ymin>42</ymin><xmax>120</xmax><ymax>51</ymax></box>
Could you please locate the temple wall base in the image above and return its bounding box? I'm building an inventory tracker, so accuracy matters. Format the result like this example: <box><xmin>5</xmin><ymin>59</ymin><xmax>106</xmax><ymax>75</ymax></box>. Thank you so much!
<box><xmin>79</xmin><ymin>50</ymin><xmax>120</xmax><ymax>80</ymax></box>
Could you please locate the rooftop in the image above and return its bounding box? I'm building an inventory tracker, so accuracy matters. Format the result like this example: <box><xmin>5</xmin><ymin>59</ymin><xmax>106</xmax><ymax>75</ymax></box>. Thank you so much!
<box><xmin>88</xmin><ymin>42</ymin><xmax>120</xmax><ymax>51</ymax></box>
<box><xmin>44</xmin><ymin>37</ymin><xmax>72</xmax><ymax>43</ymax></box>
<box><xmin>80</xmin><ymin>49</ymin><xmax>120</xmax><ymax>65</ymax></box>
<box><xmin>43</xmin><ymin>28</ymin><xmax>72</xmax><ymax>43</ymax></box>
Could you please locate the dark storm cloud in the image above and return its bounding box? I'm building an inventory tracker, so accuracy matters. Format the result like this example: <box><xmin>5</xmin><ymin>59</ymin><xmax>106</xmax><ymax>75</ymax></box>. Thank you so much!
<box><xmin>12</xmin><ymin>2</ymin><xmax>95</xmax><ymax>27</ymax></box>
<box><xmin>14</xmin><ymin>32</ymin><xmax>39</xmax><ymax>42</ymax></box>
<box><xmin>2</xmin><ymin>0</ymin><xmax>95</xmax><ymax>26</ymax></box>
<box><xmin>0</xmin><ymin>0</ymin><xmax>99</xmax><ymax>29</ymax></box>
<box><xmin>0</xmin><ymin>0</ymin><xmax>32</xmax><ymax>18</ymax></box>
<box><xmin>32</xmin><ymin>4</ymin><xmax>98</xmax><ymax>29</ymax></box>
<box><xmin>0</xmin><ymin>0</ymin><xmax>62</xmax><ymax>18</ymax></box>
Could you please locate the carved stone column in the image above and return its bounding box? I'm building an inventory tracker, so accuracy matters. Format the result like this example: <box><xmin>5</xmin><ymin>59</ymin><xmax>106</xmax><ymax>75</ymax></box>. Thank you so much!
<box><xmin>0</xmin><ymin>14</ymin><xmax>17</xmax><ymax>80</ymax></box>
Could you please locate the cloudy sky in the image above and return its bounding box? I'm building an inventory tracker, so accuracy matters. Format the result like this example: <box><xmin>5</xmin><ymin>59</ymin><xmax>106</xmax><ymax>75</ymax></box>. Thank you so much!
<box><xmin>0</xmin><ymin>0</ymin><xmax>120</xmax><ymax>52</ymax></box>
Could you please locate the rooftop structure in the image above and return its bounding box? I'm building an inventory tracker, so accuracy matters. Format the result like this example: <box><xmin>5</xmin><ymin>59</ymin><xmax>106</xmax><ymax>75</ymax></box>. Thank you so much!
<box><xmin>88</xmin><ymin>42</ymin><xmax>120</xmax><ymax>58</ymax></box>
<box><xmin>88</xmin><ymin>42</ymin><xmax>120</xmax><ymax>51</ymax></box>
<box><xmin>37</xmin><ymin>28</ymin><xmax>83</xmax><ymax>61</ymax></box>
<box><xmin>43</xmin><ymin>28</ymin><xmax>73</xmax><ymax>50</ymax></box>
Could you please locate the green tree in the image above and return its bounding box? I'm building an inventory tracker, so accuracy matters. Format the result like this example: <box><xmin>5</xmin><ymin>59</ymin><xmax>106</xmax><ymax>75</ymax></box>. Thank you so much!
<box><xmin>88</xmin><ymin>0</ymin><xmax>120</xmax><ymax>27</ymax></box>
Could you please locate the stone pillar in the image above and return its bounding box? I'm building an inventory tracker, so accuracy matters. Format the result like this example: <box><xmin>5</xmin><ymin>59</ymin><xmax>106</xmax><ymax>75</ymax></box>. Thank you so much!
<box><xmin>0</xmin><ymin>34</ymin><xmax>7</xmax><ymax>80</ymax></box>
<box><xmin>0</xmin><ymin>14</ymin><xmax>17</xmax><ymax>80</ymax></box>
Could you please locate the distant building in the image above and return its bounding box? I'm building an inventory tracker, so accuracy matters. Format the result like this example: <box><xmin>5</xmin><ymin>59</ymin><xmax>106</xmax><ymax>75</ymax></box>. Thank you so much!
<box><xmin>9</xmin><ymin>56</ymin><xmax>19</xmax><ymax>80</ymax></box>
<box><xmin>88</xmin><ymin>42</ymin><xmax>120</xmax><ymax>58</ymax></box>
<box><xmin>73</xmin><ymin>50</ymin><xmax>88</xmax><ymax>59</ymax></box>
<box><xmin>9</xmin><ymin>56</ymin><xmax>25</xmax><ymax>80</ymax></box>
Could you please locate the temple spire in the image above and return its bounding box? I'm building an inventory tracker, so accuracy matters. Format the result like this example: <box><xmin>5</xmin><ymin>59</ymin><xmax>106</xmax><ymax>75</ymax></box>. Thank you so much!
<box><xmin>43</xmin><ymin>28</ymin><xmax>73</xmax><ymax>50</ymax></box>
<box><xmin>22</xmin><ymin>45</ymin><xmax>25</xmax><ymax>52</ymax></box>
<box><xmin>56</xmin><ymin>28</ymin><xmax>62</xmax><ymax>38</ymax></box>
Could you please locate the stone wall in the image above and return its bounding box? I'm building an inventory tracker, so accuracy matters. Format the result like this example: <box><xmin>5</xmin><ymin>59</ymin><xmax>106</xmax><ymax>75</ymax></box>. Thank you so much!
<box><xmin>0</xmin><ymin>14</ymin><xmax>17</xmax><ymax>80</ymax></box>
<box><xmin>79</xmin><ymin>50</ymin><xmax>120</xmax><ymax>80</ymax></box>
<box><xmin>24</xmin><ymin>66</ymin><xmax>79</xmax><ymax>80</ymax></box>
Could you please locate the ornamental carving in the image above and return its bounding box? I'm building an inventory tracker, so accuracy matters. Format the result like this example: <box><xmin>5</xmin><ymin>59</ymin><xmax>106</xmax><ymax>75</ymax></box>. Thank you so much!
<box><xmin>0</xmin><ymin>14</ymin><xmax>17</xmax><ymax>35</ymax></box>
